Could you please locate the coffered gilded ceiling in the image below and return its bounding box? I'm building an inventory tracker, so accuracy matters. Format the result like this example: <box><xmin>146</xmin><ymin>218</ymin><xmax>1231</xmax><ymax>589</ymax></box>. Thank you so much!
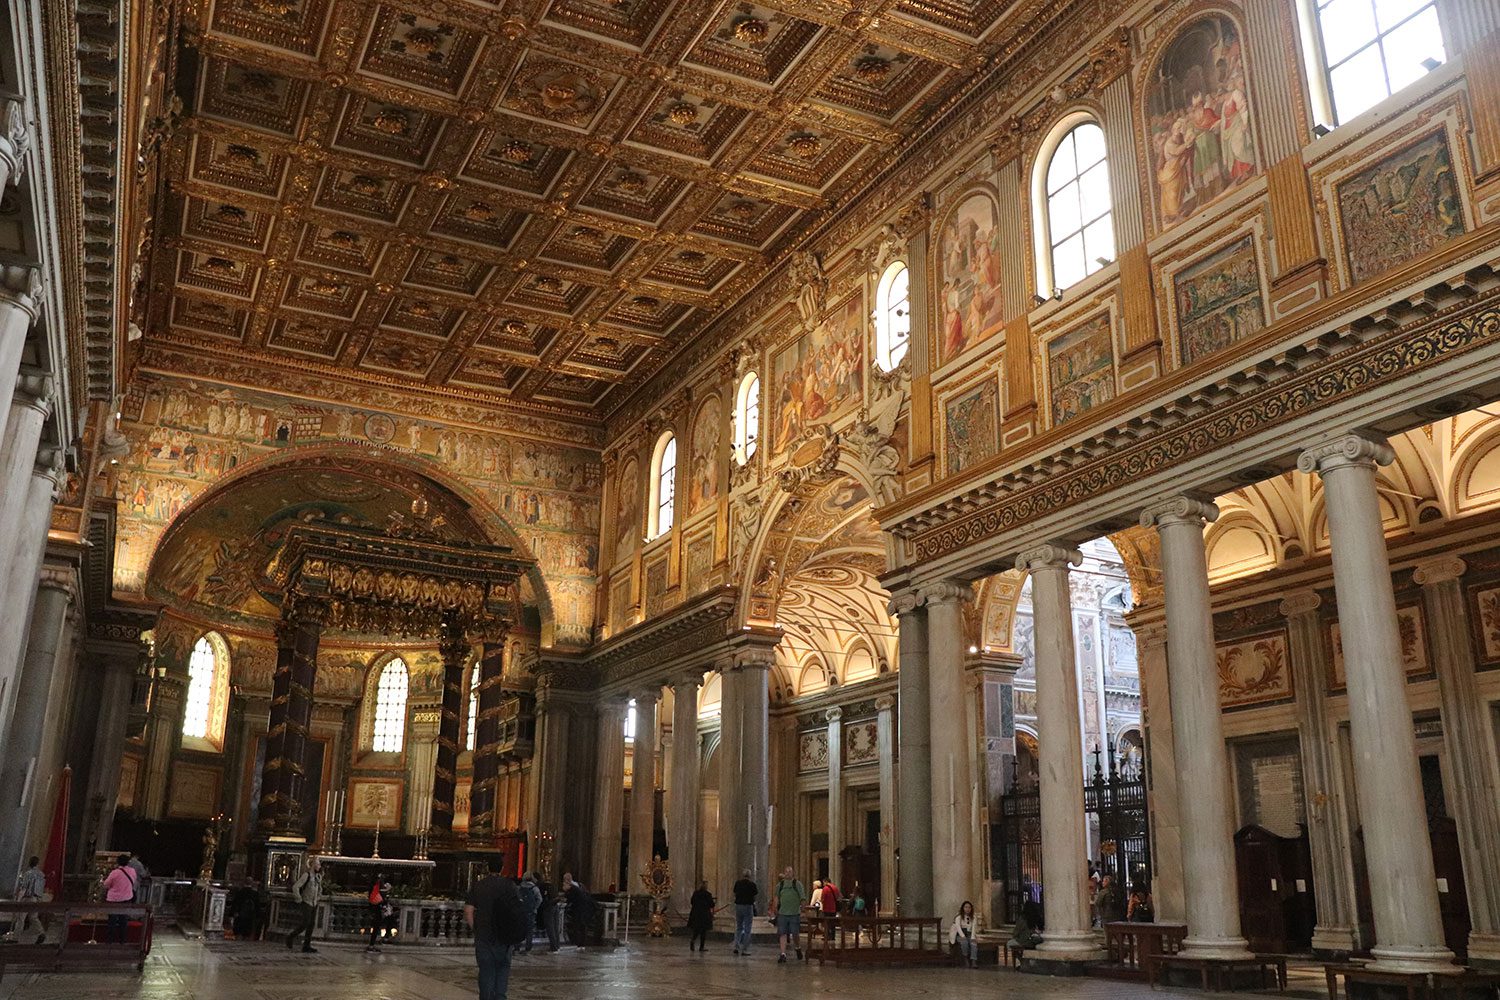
<box><xmin>145</xmin><ymin>0</ymin><xmax>1066</xmax><ymax>417</ymax></box>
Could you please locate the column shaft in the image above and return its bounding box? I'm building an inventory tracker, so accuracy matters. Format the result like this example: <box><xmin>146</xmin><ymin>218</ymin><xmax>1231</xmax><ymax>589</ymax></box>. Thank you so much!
<box><xmin>592</xmin><ymin>700</ymin><xmax>626</xmax><ymax>890</ymax></box>
<box><xmin>1021</xmin><ymin>547</ymin><xmax>1103</xmax><ymax>960</ymax></box>
<box><xmin>0</xmin><ymin>570</ymin><xmax>74</xmax><ymax>881</ymax></box>
<box><xmin>1414</xmin><ymin>556</ymin><xmax>1500</xmax><ymax>963</ymax></box>
<box><xmin>259</xmin><ymin>621</ymin><xmax>295</xmax><ymax>834</ymax></box>
<box><xmin>875</xmin><ymin>695</ymin><xmax>897</xmax><ymax>915</ymax></box>
<box><xmin>892</xmin><ymin>595</ymin><xmax>933</xmax><ymax>915</ymax></box>
<box><xmin>429</xmin><ymin>619</ymin><xmax>468</xmax><ymax>835</ymax></box>
<box><xmin>262</xmin><ymin>600</ymin><xmax>326</xmax><ymax>840</ymax></box>
<box><xmin>826</xmin><ymin>707</ymin><xmax>844</xmax><ymax>883</ymax></box>
<box><xmin>1282</xmin><ymin>591</ymin><xmax>1360</xmax><ymax>954</ymax></box>
<box><xmin>0</xmin><ymin>382</ymin><xmax>53</xmax><ymax>741</ymax></box>
<box><xmin>530</xmin><ymin>686</ymin><xmax>571</xmax><ymax>876</ymax></box>
<box><xmin>735</xmin><ymin>655</ymin><xmax>771</xmax><ymax>886</ymax></box>
<box><xmin>627</xmin><ymin>692</ymin><xmax>659</xmax><ymax>887</ymax></box>
<box><xmin>467</xmin><ymin>642</ymin><xmax>506</xmax><ymax>842</ymax></box>
<box><xmin>922</xmin><ymin>581</ymin><xmax>974</xmax><ymax>924</ymax></box>
<box><xmin>1143</xmin><ymin>495</ymin><xmax>1250</xmax><ymax>959</ymax></box>
<box><xmin>716</xmin><ymin>663</ymin><xmax>742</xmax><ymax>893</ymax></box>
<box><xmin>1301</xmin><ymin>435</ymin><xmax>1454</xmax><ymax>971</ymax></box>
<box><xmin>1134</xmin><ymin>622</ymin><xmax>1186</xmax><ymax>923</ymax></box>
<box><xmin>0</xmin><ymin>270</ymin><xmax>43</xmax><ymax>450</ymax></box>
<box><xmin>668</xmin><ymin>676</ymin><xmax>702</xmax><ymax>911</ymax></box>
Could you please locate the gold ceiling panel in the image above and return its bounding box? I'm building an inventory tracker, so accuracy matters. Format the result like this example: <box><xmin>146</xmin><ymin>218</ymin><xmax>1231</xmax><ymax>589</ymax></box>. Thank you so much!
<box><xmin>141</xmin><ymin>0</ymin><xmax>1055</xmax><ymax>415</ymax></box>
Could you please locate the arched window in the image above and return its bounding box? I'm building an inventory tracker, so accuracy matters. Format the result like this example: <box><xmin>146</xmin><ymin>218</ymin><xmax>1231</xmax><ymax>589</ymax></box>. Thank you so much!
<box><xmin>648</xmin><ymin>432</ymin><xmax>676</xmax><ymax>538</ymax></box>
<box><xmin>182</xmin><ymin>633</ymin><xmax>230</xmax><ymax>747</ymax></box>
<box><xmin>624</xmin><ymin>697</ymin><xmax>638</xmax><ymax>743</ymax></box>
<box><xmin>734</xmin><ymin>372</ymin><xmax>760</xmax><ymax>465</ymax></box>
<box><xmin>875</xmin><ymin>261</ymin><xmax>910</xmax><ymax>371</ymax></box>
<box><xmin>465</xmin><ymin>661</ymin><xmax>480</xmax><ymax>752</ymax></box>
<box><xmin>1299</xmin><ymin>0</ymin><xmax>1444</xmax><ymax>127</ymax></box>
<box><xmin>1034</xmin><ymin>117</ymin><xmax>1113</xmax><ymax>294</ymax></box>
<box><xmin>371</xmin><ymin>658</ymin><xmax>409</xmax><ymax>753</ymax></box>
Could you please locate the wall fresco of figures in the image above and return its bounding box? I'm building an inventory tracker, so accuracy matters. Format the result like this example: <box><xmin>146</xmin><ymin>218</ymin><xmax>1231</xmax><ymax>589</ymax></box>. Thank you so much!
<box><xmin>943</xmin><ymin>378</ymin><xmax>1000</xmax><ymax>477</ymax></box>
<box><xmin>689</xmin><ymin>397</ymin><xmax>721</xmax><ymax>514</ymax></box>
<box><xmin>113</xmin><ymin>375</ymin><xmax>603</xmax><ymax>646</ymax></box>
<box><xmin>937</xmin><ymin>190</ymin><xmax>1005</xmax><ymax>367</ymax></box>
<box><xmin>1147</xmin><ymin>13</ymin><xmax>1259</xmax><ymax>228</ymax></box>
<box><xmin>1173</xmin><ymin>234</ymin><xmax>1265</xmax><ymax>367</ymax></box>
<box><xmin>1047</xmin><ymin>312</ymin><xmax>1116</xmax><ymax>427</ymax></box>
<box><xmin>1336</xmin><ymin>129</ymin><xmax>1466</xmax><ymax>286</ymax></box>
<box><xmin>771</xmin><ymin>292</ymin><xmax>865</xmax><ymax>455</ymax></box>
<box><xmin>615</xmin><ymin>457</ymin><xmax>641</xmax><ymax>566</ymax></box>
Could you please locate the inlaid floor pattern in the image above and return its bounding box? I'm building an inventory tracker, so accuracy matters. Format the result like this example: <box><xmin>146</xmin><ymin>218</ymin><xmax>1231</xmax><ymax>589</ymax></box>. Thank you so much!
<box><xmin>0</xmin><ymin>935</ymin><xmax>1332</xmax><ymax>1000</ymax></box>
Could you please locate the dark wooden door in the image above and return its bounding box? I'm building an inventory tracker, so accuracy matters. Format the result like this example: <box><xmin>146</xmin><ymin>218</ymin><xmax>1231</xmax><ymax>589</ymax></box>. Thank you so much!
<box><xmin>1235</xmin><ymin>825</ymin><xmax>1289</xmax><ymax>953</ymax></box>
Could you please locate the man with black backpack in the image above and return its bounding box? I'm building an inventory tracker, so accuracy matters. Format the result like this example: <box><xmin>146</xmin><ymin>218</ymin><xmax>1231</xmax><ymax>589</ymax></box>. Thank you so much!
<box><xmin>464</xmin><ymin>858</ymin><xmax>528</xmax><ymax>1000</ymax></box>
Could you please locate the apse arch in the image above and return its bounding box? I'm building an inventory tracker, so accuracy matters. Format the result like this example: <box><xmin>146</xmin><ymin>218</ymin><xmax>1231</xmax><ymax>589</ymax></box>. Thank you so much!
<box><xmin>144</xmin><ymin>442</ymin><xmax>557</xmax><ymax>644</ymax></box>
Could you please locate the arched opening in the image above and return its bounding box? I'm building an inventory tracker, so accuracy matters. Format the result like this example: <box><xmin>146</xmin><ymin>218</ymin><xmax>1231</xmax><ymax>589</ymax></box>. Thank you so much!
<box><xmin>874</xmin><ymin>260</ymin><xmax>910</xmax><ymax>371</ymax></box>
<box><xmin>1032</xmin><ymin>114</ymin><xmax>1114</xmax><ymax>294</ymax></box>
<box><xmin>182</xmin><ymin>631</ymin><xmax>231</xmax><ymax>751</ymax></box>
<box><xmin>648</xmin><ymin>432</ymin><xmax>678</xmax><ymax>539</ymax></box>
<box><xmin>733</xmin><ymin>372</ymin><xmax>761</xmax><ymax>465</ymax></box>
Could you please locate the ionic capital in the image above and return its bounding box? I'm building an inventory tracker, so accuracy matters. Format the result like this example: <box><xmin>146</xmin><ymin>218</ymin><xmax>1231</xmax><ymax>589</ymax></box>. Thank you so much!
<box><xmin>1412</xmin><ymin>554</ymin><xmax>1466</xmax><ymax>587</ymax></box>
<box><xmin>1296</xmin><ymin>432</ymin><xmax>1394</xmax><ymax>476</ymax></box>
<box><xmin>13</xmin><ymin>369</ymin><xmax>52</xmax><ymax>417</ymax></box>
<box><xmin>631</xmin><ymin>686</ymin><xmax>661</xmax><ymax>705</ymax></box>
<box><xmin>874</xmin><ymin>694</ymin><xmax>895</xmax><ymax>712</ymax></box>
<box><xmin>37</xmin><ymin>562</ymin><xmax>78</xmax><ymax>602</ymax></box>
<box><xmin>0</xmin><ymin>265</ymin><xmax>43</xmax><ymax>321</ymax></box>
<box><xmin>1015</xmin><ymin>544</ymin><xmax>1083</xmax><ymax>573</ymax></box>
<box><xmin>33</xmin><ymin>444</ymin><xmax>63</xmax><ymax>490</ymax></box>
<box><xmin>825</xmin><ymin>706</ymin><xmax>843</xmax><ymax>723</ymax></box>
<box><xmin>671</xmin><ymin>669</ymin><xmax>703</xmax><ymax>692</ymax></box>
<box><xmin>1140</xmin><ymin>493</ymin><xmax>1219</xmax><ymax>531</ymax></box>
<box><xmin>734</xmin><ymin>647</ymin><xmax>777</xmax><ymax>672</ymax></box>
<box><xmin>0</xmin><ymin>99</ymin><xmax>29</xmax><ymax>184</ymax></box>
<box><xmin>918</xmin><ymin>578</ymin><xmax>973</xmax><ymax>606</ymax></box>
<box><xmin>886</xmin><ymin>589</ymin><xmax>923</xmax><ymax>617</ymax></box>
<box><xmin>1279</xmin><ymin>588</ymin><xmax>1322</xmax><ymax>619</ymax></box>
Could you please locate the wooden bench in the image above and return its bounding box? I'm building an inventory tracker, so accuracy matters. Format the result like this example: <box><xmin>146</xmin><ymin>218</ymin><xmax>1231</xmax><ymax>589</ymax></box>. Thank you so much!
<box><xmin>0</xmin><ymin>902</ymin><xmax>153</xmax><ymax>981</ymax></box>
<box><xmin>802</xmin><ymin>916</ymin><xmax>948</xmax><ymax>967</ymax></box>
<box><xmin>1325</xmin><ymin>962</ymin><xmax>1500</xmax><ymax>1000</ymax></box>
<box><xmin>1103</xmin><ymin>921</ymin><xmax>1189</xmax><ymax>981</ymax></box>
<box><xmin>1152</xmin><ymin>952</ymin><xmax>1287</xmax><ymax>992</ymax></box>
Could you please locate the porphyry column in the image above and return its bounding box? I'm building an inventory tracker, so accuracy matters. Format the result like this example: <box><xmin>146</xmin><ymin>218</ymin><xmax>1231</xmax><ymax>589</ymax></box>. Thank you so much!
<box><xmin>921</xmin><ymin>579</ymin><xmax>974</xmax><ymax>925</ymax></box>
<box><xmin>890</xmin><ymin>591</ymin><xmax>933</xmax><ymax>915</ymax></box>
<box><xmin>467</xmin><ymin>640</ymin><xmax>507</xmax><ymax>843</ymax></box>
<box><xmin>1019</xmin><ymin>545</ymin><xmax>1103</xmax><ymax>964</ymax></box>
<box><xmin>1141</xmin><ymin>495</ymin><xmax>1250</xmax><ymax>960</ymax></box>
<box><xmin>261</xmin><ymin>598</ymin><xmax>328</xmax><ymax>840</ymax></box>
<box><xmin>1300</xmin><ymin>434</ymin><xmax>1454</xmax><ymax>971</ymax></box>
<box><xmin>429</xmin><ymin>616</ymin><xmax>469</xmax><ymax>836</ymax></box>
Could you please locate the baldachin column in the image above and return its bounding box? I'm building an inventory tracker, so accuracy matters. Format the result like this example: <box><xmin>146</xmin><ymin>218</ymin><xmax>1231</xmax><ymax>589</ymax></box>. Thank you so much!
<box><xmin>1414</xmin><ymin>555</ymin><xmax>1500</xmax><ymax>963</ymax></box>
<box><xmin>1281</xmin><ymin>589</ymin><xmax>1360</xmax><ymax>955</ymax></box>
<box><xmin>1141</xmin><ymin>494</ymin><xmax>1250</xmax><ymax>960</ymax></box>
<box><xmin>921</xmin><ymin>579</ymin><xmax>974</xmax><ymax>924</ymax></box>
<box><xmin>429</xmin><ymin>616</ymin><xmax>468</xmax><ymax>836</ymax></box>
<box><xmin>1019</xmin><ymin>546</ymin><xmax>1104</xmax><ymax>963</ymax></box>
<box><xmin>1299</xmin><ymin>434</ymin><xmax>1454</xmax><ymax>971</ymax></box>
<box><xmin>890</xmin><ymin>591</ymin><xmax>933</xmax><ymax>915</ymax></box>
<box><xmin>467</xmin><ymin>639</ymin><xmax>507</xmax><ymax>843</ymax></box>
<box><xmin>270</xmin><ymin>597</ymin><xmax>327</xmax><ymax>840</ymax></box>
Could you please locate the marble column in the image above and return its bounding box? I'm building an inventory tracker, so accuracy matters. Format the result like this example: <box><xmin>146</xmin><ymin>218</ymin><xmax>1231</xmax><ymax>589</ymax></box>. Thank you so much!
<box><xmin>1133</xmin><ymin>620</ymin><xmax>1187</xmax><ymax>923</ymax></box>
<box><xmin>627</xmin><ymin>690</ymin><xmax>659</xmax><ymax>888</ymax></box>
<box><xmin>0</xmin><ymin>100</ymin><xmax>29</xmax><ymax>192</ymax></box>
<box><xmin>592</xmin><ymin>698</ymin><xmax>627</xmax><ymax>891</ymax></box>
<box><xmin>1019</xmin><ymin>546</ymin><xmax>1104</xmax><ymax>962</ymax></box>
<box><xmin>138</xmin><ymin>674</ymin><xmax>182</xmax><ymax>821</ymax></box>
<box><xmin>1141</xmin><ymin>495</ymin><xmax>1250</xmax><ymax>960</ymax></box>
<box><xmin>826</xmin><ymin>706</ymin><xmax>844</xmax><ymax>880</ymax></box>
<box><xmin>261</xmin><ymin>598</ymin><xmax>328</xmax><ymax>840</ymax></box>
<box><xmin>76</xmin><ymin>641</ymin><xmax>138</xmax><ymax>861</ymax></box>
<box><xmin>467</xmin><ymin>640</ymin><xmax>507</xmax><ymax>843</ymax></box>
<box><xmin>890</xmin><ymin>591</ymin><xmax>933</xmax><ymax>915</ymax></box>
<box><xmin>1299</xmin><ymin>434</ymin><xmax>1455</xmax><ymax>971</ymax></box>
<box><xmin>735</xmin><ymin>649</ymin><xmax>773</xmax><ymax>886</ymax></box>
<box><xmin>715</xmin><ymin>660</ymin><xmax>742</xmax><ymax>889</ymax></box>
<box><xmin>429</xmin><ymin>618</ymin><xmax>468</xmax><ymax>835</ymax></box>
<box><xmin>668</xmin><ymin>673</ymin><xmax>702</xmax><ymax>912</ymax></box>
<box><xmin>875</xmin><ymin>694</ymin><xmax>897</xmax><ymax>915</ymax></box>
<box><xmin>0</xmin><ymin>565</ymin><xmax>74</xmax><ymax>882</ymax></box>
<box><xmin>529</xmin><ymin>682</ymin><xmax>572</xmax><ymax>876</ymax></box>
<box><xmin>921</xmin><ymin>579</ymin><xmax>974</xmax><ymax>925</ymax></box>
<box><xmin>0</xmin><ymin>270</ymin><xmax>43</xmax><ymax>450</ymax></box>
<box><xmin>1414</xmin><ymin>555</ymin><xmax>1500</xmax><ymax>963</ymax></box>
<box><xmin>0</xmin><ymin>376</ymin><xmax>52</xmax><ymax>736</ymax></box>
<box><xmin>1281</xmin><ymin>589</ymin><xmax>1361</xmax><ymax>955</ymax></box>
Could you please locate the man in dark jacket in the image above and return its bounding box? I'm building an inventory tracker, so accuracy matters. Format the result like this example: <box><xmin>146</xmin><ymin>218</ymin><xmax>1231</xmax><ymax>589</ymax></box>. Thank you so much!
<box><xmin>562</xmin><ymin>872</ymin><xmax>596</xmax><ymax>947</ymax></box>
<box><xmin>465</xmin><ymin>857</ymin><xmax>524</xmax><ymax>1000</ymax></box>
<box><xmin>731</xmin><ymin>870</ymin><xmax>758</xmax><ymax>955</ymax></box>
<box><xmin>535</xmin><ymin>874</ymin><xmax>561</xmax><ymax>951</ymax></box>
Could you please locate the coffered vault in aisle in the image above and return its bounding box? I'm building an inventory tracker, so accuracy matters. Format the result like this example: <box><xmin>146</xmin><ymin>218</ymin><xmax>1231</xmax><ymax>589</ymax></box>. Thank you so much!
<box><xmin>135</xmin><ymin>0</ymin><xmax>1087</xmax><ymax>414</ymax></box>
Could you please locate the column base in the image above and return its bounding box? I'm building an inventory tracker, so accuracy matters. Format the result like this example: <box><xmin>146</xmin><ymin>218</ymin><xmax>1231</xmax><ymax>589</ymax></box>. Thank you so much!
<box><xmin>1467</xmin><ymin>931</ymin><xmax>1500</xmax><ymax>969</ymax></box>
<box><xmin>1366</xmin><ymin>943</ymin><xmax>1458</xmax><ymax>973</ymax></box>
<box><xmin>1024</xmin><ymin>932</ymin><xmax>1105</xmax><ymax>974</ymax></box>
<box><xmin>1312</xmin><ymin>925</ymin><xmax>1358</xmax><ymax>960</ymax></box>
<box><xmin>1178</xmin><ymin>935</ymin><xmax>1254</xmax><ymax>960</ymax></box>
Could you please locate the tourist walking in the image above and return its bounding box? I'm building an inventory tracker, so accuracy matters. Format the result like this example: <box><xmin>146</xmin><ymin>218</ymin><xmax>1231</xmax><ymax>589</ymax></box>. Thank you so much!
<box><xmin>687</xmin><ymin>881</ymin><xmax>715</xmax><ymax>952</ymax></box>
<box><xmin>366</xmin><ymin>876</ymin><xmax>395</xmax><ymax>952</ymax></box>
<box><xmin>731</xmin><ymin>870</ymin><xmax>757</xmax><ymax>955</ymax></box>
<box><xmin>15</xmin><ymin>856</ymin><xmax>47</xmax><ymax>944</ymax></box>
<box><xmin>465</xmin><ymin>857</ymin><xmax>529</xmax><ymax>1000</ymax></box>
<box><xmin>770</xmin><ymin>867</ymin><xmax>805</xmax><ymax>964</ymax></box>
<box><xmin>517</xmin><ymin>873</ymin><xmax>543</xmax><ymax>952</ymax></box>
<box><xmin>950</xmin><ymin>900</ymin><xmax>978</xmax><ymax>968</ymax></box>
<box><xmin>100</xmin><ymin>854</ymin><xmax>137</xmax><ymax>943</ymax></box>
<box><xmin>286</xmin><ymin>856</ymin><xmax>321</xmax><ymax>953</ymax></box>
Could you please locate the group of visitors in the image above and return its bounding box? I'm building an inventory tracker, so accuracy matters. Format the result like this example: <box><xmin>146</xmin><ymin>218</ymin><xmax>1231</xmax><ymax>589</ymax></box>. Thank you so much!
<box><xmin>462</xmin><ymin>862</ymin><xmax>598</xmax><ymax>1000</ymax></box>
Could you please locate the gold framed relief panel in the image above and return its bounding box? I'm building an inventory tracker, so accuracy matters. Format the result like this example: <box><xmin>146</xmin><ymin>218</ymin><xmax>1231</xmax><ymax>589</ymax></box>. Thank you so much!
<box><xmin>1216</xmin><ymin>628</ymin><xmax>1292</xmax><ymax>709</ymax></box>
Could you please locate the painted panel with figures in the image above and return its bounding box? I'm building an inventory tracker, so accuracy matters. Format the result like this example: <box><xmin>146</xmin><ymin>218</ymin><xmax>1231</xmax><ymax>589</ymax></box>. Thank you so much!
<box><xmin>770</xmin><ymin>293</ymin><xmax>865</xmax><ymax>456</ymax></box>
<box><xmin>1046</xmin><ymin>311</ymin><xmax>1116</xmax><ymax>427</ymax></box>
<box><xmin>936</xmin><ymin>190</ymin><xmax>1005</xmax><ymax>367</ymax></box>
<box><xmin>1173</xmin><ymin>234</ymin><xmax>1265</xmax><ymax>367</ymax></box>
<box><xmin>1336</xmin><ymin>129</ymin><xmax>1466</xmax><ymax>286</ymax></box>
<box><xmin>943</xmin><ymin>377</ymin><xmax>1000</xmax><ymax>477</ymax></box>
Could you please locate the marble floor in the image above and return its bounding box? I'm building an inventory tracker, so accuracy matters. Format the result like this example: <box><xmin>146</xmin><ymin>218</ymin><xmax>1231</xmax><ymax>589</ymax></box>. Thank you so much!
<box><xmin>0</xmin><ymin>935</ymin><xmax>1332</xmax><ymax>1000</ymax></box>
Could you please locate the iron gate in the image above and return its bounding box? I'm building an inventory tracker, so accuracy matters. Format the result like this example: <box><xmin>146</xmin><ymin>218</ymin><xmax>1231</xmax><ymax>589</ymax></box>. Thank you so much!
<box><xmin>996</xmin><ymin>744</ymin><xmax>1151</xmax><ymax>923</ymax></box>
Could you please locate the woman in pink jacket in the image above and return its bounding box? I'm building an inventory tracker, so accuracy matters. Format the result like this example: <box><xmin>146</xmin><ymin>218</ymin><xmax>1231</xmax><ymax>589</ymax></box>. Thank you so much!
<box><xmin>101</xmin><ymin>854</ymin><xmax>137</xmax><ymax>943</ymax></box>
